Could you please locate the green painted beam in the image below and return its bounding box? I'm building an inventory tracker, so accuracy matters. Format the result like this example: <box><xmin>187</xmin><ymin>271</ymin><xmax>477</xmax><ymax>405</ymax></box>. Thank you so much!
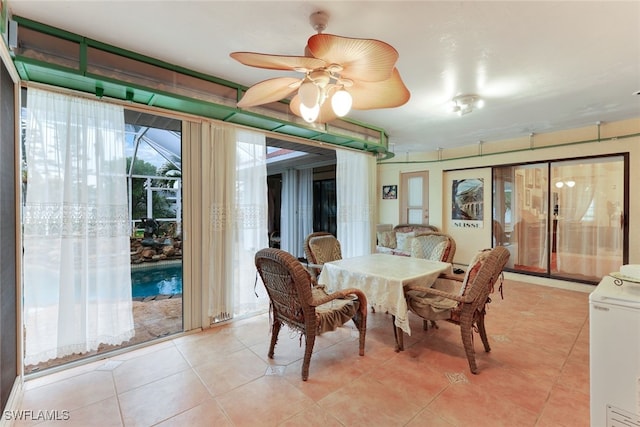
<box><xmin>11</xmin><ymin>16</ymin><xmax>394</xmax><ymax>159</ymax></box>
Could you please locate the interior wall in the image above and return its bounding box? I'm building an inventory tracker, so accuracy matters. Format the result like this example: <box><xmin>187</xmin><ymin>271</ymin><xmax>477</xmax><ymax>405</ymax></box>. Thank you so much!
<box><xmin>377</xmin><ymin>118</ymin><xmax>640</xmax><ymax>266</ymax></box>
<box><xmin>442</xmin><ymin>168</ymin><xmax>492</xmax><ymax>264</ymax></box>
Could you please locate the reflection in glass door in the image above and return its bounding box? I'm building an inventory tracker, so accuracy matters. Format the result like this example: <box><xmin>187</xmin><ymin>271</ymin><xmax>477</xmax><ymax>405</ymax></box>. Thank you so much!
<box><xmin>494</xmin><ymin>164</ymin><xmax>549</xmax><ymax>273</ymax></box>
<box><xmin>493</xmin><ymin>155</ymin><xmax>625</xmax><ymax>283</ymax></box>
<box><xmin>551</xmin><ymin>157</ymin><xmax>625</xmax><ymax>282</ymax></box>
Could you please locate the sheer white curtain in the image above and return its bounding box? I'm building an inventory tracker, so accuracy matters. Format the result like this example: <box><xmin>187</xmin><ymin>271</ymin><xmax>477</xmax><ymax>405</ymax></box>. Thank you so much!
<box><xmin>336</xmin><ymin>149</ymin><xmax>376</xmax><ymax>258</ymax></box>
<box><xmin>205</xmin><ymin>124</ymin><xmax>269</xmax><ymax>322</ymax></box>
<box><xmin>555</xmin><ymin>160</ymin><xmax>623</xmax><ymax>278</ymax></box>
<box><xmin>234</xmin><ymin>130</ymin><xmax>269</xmax><ymax>316</ymax></box>
<box><xmin>23</xmin><ymin>88</ymin><xmax>133</xmax><ymax>366</ymax></box>
<box><xmin>203</xmin><ymin>123</ymin><xmax>236</xmax><ymax>322</ymax></box>
<box><xmin>279</xmin><ymin>168</ymin><xmax>313</xmax><ymax>258</ymax></box>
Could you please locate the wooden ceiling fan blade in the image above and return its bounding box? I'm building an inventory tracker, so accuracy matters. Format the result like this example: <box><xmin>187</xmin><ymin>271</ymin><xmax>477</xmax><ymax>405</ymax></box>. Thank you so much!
<box><xmin>306</xmin><ymin>34</ymin><xmax>399</xmax><ymax>82</ymax></box>
<box><xmin>349</xmin><ymin>68</ymin><xmax>410</xmax><ymax>110</ymax></box>
<box><xmin>237</xmin><ymin>77</ymin><xmax>301</xmax><ymax>108</ymax></box>
<box><xmin>230</xmin><ymin>52</ymin><xmax>325</xmax><ymax>71</ymax></box>
<box><xmin>290</xmin><ymin>95</ymin><xmax>338</xmax><ymax>124</ymax></box>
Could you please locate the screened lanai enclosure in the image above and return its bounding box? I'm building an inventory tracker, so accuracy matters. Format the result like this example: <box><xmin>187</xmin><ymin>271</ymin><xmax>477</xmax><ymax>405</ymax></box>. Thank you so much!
<box><xmin>126</xmin><ymin>110</ymin><xmax>183</xmax><ymax>238</ymax></box>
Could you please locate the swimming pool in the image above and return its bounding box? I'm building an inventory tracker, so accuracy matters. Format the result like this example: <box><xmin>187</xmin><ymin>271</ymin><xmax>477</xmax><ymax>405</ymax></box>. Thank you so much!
<box><xmin>131</xmin><ymin>263</ymin><xmax>183</xmax><ymax>298</ymax></box>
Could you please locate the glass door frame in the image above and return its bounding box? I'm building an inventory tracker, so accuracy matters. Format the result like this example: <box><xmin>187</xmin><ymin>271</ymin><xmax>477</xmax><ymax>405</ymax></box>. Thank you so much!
<box><xmin>399</xmin><ymin>170</ymin><xmax>429</xmax><ymax>224</ymax></box>
<box><xmin>492</xmin><ymin>153</ymin><xmax>629</xmax><ymax>284</ymax></box>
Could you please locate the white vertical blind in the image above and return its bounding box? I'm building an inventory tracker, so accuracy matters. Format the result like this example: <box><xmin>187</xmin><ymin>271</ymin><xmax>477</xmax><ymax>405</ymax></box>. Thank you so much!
<box><xmin>280</xmin><ymin>169</ymin><xmax>297</xmax><ymax>254</ymax></box>
<box><xmin>280</xmin><ymin>168</ymin><xmax>314</xmax><ymax>258</ymax></box>
<box><xmin>297</xmin><ymin>168</ymin><xmax>314</xmax><ymax>258</ymax></box>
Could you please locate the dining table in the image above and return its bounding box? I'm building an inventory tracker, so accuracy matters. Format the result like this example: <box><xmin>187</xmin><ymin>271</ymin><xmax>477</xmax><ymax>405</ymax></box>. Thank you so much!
<box><xmin>316</xmin><ymin>253</ymin><xmax>452</xmax><ymax>339</ymax></box>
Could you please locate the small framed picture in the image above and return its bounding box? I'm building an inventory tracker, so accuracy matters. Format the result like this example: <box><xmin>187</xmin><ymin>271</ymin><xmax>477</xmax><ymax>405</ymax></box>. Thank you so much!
<box><xmin>382</xmin><ymin>185</ymin><xmax>397</xmax><ymax>199</ymax></box>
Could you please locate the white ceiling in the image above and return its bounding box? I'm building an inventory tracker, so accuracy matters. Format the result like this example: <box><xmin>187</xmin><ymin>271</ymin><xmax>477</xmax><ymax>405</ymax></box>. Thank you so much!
<box><xmin>8</xmin><ymin>1</ymin><xmax>640</xmax><ymax>154</ymax></box>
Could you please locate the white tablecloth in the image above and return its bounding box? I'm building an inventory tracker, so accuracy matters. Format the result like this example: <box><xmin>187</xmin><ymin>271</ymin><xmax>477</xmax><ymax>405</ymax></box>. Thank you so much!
<box><xmin>317</xmin><ymin>253</ymin><xmax>451</xmax><ymax>335</ymax></box>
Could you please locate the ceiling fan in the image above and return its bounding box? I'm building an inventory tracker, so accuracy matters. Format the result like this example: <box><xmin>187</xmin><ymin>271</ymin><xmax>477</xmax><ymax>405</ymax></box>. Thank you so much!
<box><xmin>230</xmin><ymin>11</ymin><xmax>410</xmax><ymax>124</ymax></box>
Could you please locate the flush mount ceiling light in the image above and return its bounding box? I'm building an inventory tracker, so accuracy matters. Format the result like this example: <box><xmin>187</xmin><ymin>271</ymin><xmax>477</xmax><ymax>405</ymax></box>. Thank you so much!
<box><xmin>230</xmin><ymin>11</ymin><xmax>410</xmax><ymax>124</ymax></box>
<box><xmin>451</xmin><ymin>94</ymin><xmax>484</xmax><ymax>116</ymax></box>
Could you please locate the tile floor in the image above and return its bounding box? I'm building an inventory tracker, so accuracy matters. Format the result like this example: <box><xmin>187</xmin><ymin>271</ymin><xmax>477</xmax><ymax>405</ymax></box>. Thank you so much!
<box><xmin>15</xmin><ymin>278</ymin><xmax>591</xmax><ymax>426</ymax></box>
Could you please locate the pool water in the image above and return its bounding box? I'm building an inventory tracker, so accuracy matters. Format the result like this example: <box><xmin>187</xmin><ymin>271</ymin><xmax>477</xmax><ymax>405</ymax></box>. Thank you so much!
<box><xmin>131</xmin><ymin>264</ymin><xmax>183</xmax><ymax>298</ymax></box>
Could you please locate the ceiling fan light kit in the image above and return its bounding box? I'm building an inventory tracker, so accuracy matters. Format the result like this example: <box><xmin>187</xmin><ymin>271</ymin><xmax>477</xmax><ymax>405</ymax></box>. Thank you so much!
<box><xmin>230</xmin><ymin>11</ymin><xmax>410</xmax><ymax>124</ymax></box>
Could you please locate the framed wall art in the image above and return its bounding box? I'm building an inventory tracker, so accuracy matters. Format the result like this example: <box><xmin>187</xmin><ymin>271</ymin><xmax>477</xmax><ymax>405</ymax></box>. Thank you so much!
<box><xmin>382</xmin><ymin>185</ymin><xmax>397</xmax><ymax>199</ymax></box>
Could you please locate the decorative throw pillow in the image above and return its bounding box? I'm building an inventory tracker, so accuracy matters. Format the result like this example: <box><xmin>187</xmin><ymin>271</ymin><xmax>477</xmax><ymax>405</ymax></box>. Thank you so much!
<box><xmin>402</xmin><ymin>236</ymin><xmax>416</xmax><ymax>252</ymax></box>
<box><xmin>395</xmin><ymin>231</ymin><xmax>415</xmax><ymax>253</ymax></box>
<box><xmin>376</xmin><ymin>231</ymin><xmax>397</xmax><ymax>249</ymax></box>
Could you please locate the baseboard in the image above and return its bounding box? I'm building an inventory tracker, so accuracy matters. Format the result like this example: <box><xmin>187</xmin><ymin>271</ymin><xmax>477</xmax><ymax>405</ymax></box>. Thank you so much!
<box><xmin>1</xmin><ymin>377</ymin><xmax>24</xmax><ymax>427</ymax></box>
<box><xmin>504</xmin><ymin>271</ymin><xmax>594</xmax><ymax>293</ymax></box>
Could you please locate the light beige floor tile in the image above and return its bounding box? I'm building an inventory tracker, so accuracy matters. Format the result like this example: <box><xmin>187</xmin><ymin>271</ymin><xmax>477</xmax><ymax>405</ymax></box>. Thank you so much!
<box><xmin>36</xmin><ymin>396</ymin><xmax>123</xmax><ymax>427</ymax></box>
<box><xmin>278</xmin><ymin>403</ymin><xmax>344</xmax><ymax>427</ymax></box>
<box><xmin>405</xmin><ymin>408</ymin><xmax>456</xmax><ymax>426</ymax></box>
<box><xmin>427</xmin><ymin>380</ymin><xmax>539</xmax><ymax>427</ymax></box>
<box><xmin>536</xmin><ymin>385</ymin><xmax>590</xmax><ymax>427</ymax></box>
<box><xmin>118</xmin><ymin>369</ymin><xmax>211</xmax><ymax>427</ymax></box>
<box><xmin>217</xmin><ymin>376</ymin><xmax>315</xmax><ymax>426</ymax></box>
<box><xmin>20</xmin><ymin>370</ymin><xmax>116</xmax><ymax>414</ymax></box>
<box><xmin>112</xmin><ymin>345</ymin><xmax>190</xmax><ymax>393</ymax></box>
<box><xmin>23</xmin><ymin>359</ymin><xmax>106</xmax><ymax>391</ymax></box>
<box><xmin>193</xmin><ymin>347</ymin><xmax>268</xmax><ymax>396</ymax></box>
<box><xmin>174</xmin><ymin>327</ymin><xmax>246</xmax><ymax>368</ymax></box>
<box><xmin>154</xmin><ymin>397</ymin><xmax>232</xmax><ymax>427</ymax></box>
<box><xmin>318</xmin><ymin>375</ymin><xmax>422</xmax><ymax>426</ymax></box>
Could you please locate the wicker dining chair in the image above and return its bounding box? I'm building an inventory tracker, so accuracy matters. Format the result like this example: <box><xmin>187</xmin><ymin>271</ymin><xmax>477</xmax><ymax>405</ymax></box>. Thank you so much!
<box><xmin>397</xmin><ymin>246</ymin><xmax>510</xmax><ymax>374</ymax></box>
<box><xmin>409</xmin><ymin>232</ymin><xmax>457</xmax><ymax>263</ymax></box>
<box><xmin>254</xmin><ymin>248</ymin><xmax>367</xmax><ymax>381</ymax></box>
<box><xmin>303</xmin><ymin>232</ymin><xmax>341</xmax><ymax>278</ymax></box>
<box><xmin>304</xmin><ymin>232</ymin><xmax>379</xmax><ymax>313</ymax></box>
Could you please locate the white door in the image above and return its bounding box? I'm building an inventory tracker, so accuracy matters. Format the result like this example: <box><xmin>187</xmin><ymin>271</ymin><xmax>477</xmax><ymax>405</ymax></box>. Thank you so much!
<box><xmin>400</xmin><ymin>171</ymin><xmax>429</xmax><ymax>224</ymax></box>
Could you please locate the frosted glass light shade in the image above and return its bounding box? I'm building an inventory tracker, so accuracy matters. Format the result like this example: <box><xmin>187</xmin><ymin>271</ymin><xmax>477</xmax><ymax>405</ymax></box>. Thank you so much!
<box><xmin>331</xmin><ymin>90</ymin><xmax>352</xmax><ymax>117</ymax></box>
<box><xmin>299</xmin><ymin>81</ymin><xmax>320</xmax><ymax>109</ymax></box>
<box><xmin>300</xmin><ymin>103</ymin><xmax>320</xmax><ymax>123</ymax></box>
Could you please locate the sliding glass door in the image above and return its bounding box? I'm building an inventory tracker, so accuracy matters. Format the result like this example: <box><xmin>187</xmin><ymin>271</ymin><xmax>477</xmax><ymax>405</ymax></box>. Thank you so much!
<box><xmin>493</xmin><ymin>155</ymin><xmax>626</xmax><ymax>283</ymax></box>
<box><xmin>551</xmin><ymin>157</ymin><xmax>625</xmax><ymax>281</ymax></box>
<box><xmin>21</xmin><ymin>94</ymin><xmax>185</xmax><ymax>374</ymax></box>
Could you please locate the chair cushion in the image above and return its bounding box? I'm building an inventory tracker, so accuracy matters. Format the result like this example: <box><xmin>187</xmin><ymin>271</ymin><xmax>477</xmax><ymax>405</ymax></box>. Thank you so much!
<box><xmin>406</xmin><ymin>290</ymin><xmax>457</xmax><ymax>320</ymax></box>
<box><xmin>376</xmin><ymin>231</ymin><xmax>397</xmax><ymax>249</ymax></box>
<box><xmin>312</xmin><ymin>287</ymin><xmax>359</xmax><ymax>334</ymax></box>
